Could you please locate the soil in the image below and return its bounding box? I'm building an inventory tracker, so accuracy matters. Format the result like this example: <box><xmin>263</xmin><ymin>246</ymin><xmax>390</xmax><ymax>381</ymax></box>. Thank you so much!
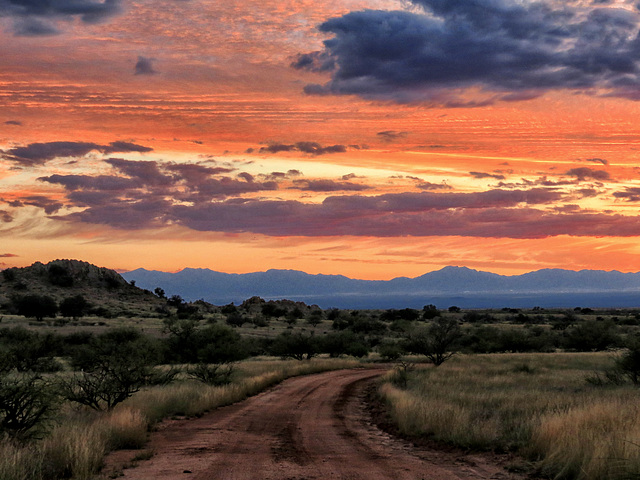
<box><xmin>101</xmin><ymin>368</ymin><xmax>533</xmax><ymax>480</ymax></box>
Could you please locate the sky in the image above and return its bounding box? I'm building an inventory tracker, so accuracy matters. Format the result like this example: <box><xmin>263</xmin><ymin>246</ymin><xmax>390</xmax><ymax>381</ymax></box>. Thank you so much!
<box><xmin>3</xmin><ymin>0</ymin><xmax>640</xmax><ymax>279</ymax></box>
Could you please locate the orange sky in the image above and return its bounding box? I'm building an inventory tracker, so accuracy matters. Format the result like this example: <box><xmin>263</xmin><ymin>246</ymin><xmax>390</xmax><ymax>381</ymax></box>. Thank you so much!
<box><xmin>3</xmin><ymin>0</ymin><xmax>640</xmax><ymax>279</ymax></box>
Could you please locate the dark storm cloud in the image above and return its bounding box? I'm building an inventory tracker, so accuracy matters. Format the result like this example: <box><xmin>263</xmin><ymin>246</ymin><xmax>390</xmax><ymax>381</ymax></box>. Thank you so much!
<box><xmin>134</xmin><ymin>56</ymin><xmax>158</xmax><ymax>75</ymax></box>
<box><xmin>258</xmin><ymin>142</ymin><xmax>347</xmax><ymax>155</ymax></box>
<box><xmin>565</xmin><ymin>167</ymin><xmax>611</xmax><ymax>181</ymax></box>
<box><xmin>0</xmin><ymin>0</ymin><xmax>122</xmax><ymax>36</ymax></box>
<box><xmin>296</xmin><ymin>1</ymin><xmax>640</xmax><ymax>104</ymax></box>
<box><xmin>1</xmin><ymin>141</ymin><xmax>153</xmax><ymax>166</ymax></box>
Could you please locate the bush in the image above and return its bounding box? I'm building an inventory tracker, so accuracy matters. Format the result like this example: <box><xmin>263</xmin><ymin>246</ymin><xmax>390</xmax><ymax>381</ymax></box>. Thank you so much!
<box><xmin>59</xmin><ymin>295</ymin><xmax>90</xmax><ymax>320</ymax></box>
<box><xmin>63</xmin><ymin>328</ymin><xmax>163</xmax><ymax>410</ymax></box>
<box><xmin>270</xmin><ymin>332</ymin><xmax>318</xmax><ymax>360</ymax></box>
<box><xmin>12</xmin><ymin>295</ymin><xmax>58</xmax><ymax>321</ymax></box>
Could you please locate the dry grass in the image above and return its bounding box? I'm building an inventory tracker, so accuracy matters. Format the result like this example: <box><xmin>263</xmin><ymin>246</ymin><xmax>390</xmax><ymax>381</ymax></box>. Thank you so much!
<box><xmin>379</xmin><ymin>352</ymin><xmax>640</xmax><ymax>480</ymax></box>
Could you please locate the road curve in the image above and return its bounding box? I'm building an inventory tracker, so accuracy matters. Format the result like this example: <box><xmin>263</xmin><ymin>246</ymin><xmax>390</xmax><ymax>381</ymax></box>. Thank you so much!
<box><xmin>112</xmin><ymin>368</ymin><xmax>523</xmax><ymax>480</ymax></box>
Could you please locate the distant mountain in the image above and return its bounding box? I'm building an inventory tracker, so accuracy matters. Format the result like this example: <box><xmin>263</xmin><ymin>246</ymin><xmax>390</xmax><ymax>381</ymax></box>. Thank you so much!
<box><xmin>122</xmin><ymin>266</ymin><xmax>640</xmax><ymax>309</ymax></box>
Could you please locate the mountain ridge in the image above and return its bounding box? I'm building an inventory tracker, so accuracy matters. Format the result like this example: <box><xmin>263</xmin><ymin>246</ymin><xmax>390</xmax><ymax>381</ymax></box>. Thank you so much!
<box><xmin>122</xmin><ymin>266</ymin><xmax>640</xmax><ymax>309</ymax></box>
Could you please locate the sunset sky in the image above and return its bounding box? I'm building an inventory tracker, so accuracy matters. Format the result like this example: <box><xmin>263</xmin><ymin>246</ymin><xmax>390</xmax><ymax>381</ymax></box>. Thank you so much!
<box><xmin>3</xmin><ymin>0</ymin><xmax>640</xmax><ymax>279</ymax></box>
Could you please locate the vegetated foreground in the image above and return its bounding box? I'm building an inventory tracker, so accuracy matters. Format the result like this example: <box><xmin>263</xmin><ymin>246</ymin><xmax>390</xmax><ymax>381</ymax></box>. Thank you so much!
<box><xmin>107</xmin><ymin>368</ymin><xmax>524</xmax><ymax>480</ymax></box>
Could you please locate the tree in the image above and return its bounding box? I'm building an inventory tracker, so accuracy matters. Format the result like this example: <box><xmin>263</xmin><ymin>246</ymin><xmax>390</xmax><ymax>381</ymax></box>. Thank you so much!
<box><xmin>59</xmin><ymin>294</ymin><xmax>90</xmax><ymax>320</ymax></box>
<box><xmin>62</xmin><ymin>328</ymin><xmax>163</xmax><ymax>410</ymax></box>
<box><xmin>403</xmin><ymin>317</ymin><xmax>462</xmax><ymax>366</ymax></box>
<box><xmin>270</xmin><ymin>332</ymin><xmax>318</xmax><ymax>361</ymax></box>
<box><xmin>154</xmin><ymin>287</ymin><xmax>166</xmax><ymax>298</ymax></box>
<box><xmin>422</xmin><ymin>304</ymin><xmax>440</xmax><ymax>320</ymax></box>
<box><xmin>13</xmin><ymin>295</ymin><xmax>58</xmax><ymax>321</ymax></box>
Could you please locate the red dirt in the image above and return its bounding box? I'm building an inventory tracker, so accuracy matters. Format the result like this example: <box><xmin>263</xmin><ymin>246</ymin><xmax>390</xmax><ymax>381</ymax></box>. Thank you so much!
<box><xmin>102</xmin><ymin>368</ymin><xmax>531</xmax><ymax>480</ymax></box>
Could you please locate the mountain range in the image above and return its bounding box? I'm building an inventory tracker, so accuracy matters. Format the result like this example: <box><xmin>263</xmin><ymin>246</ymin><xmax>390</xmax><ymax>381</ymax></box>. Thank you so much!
<box><xmin>122</xmin><ymin>266</ymin><xmax>640</xmax><ymax>309</ymax></box>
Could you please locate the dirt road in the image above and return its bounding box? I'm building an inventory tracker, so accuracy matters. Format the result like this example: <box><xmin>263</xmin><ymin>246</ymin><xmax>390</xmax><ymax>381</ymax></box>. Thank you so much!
<box><xmin>110</xmin><ymin>368</ymin><xmax>526</xmax><ymax>480</ymax></box>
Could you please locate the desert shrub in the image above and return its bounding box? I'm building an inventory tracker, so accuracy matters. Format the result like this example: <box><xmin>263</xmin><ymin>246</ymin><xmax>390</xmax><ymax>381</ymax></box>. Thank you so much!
<box><xmin>378</xmin><ymin>341</ymin><xmax>404</xmax><ymax>361</ymax></box>
<box><xmin>318</xmin><ymin>331</ymin><xmax>370</xmax><ymax>358</ymax></box>
<box><xmin>563</xmin><ymin>319</ymin><xmax>621</xmax><ymax>351</ymax></box>
<box><xmin>0</xmin><ymin>371</ymin><xmax>59</xmax><ymax>440</ymax></box>
<box><xmin>187</xmin><ymin>363</ymin><xmax>235</xmax><ymax>385</ymax></box>
<box><xmin>62</xmin><ymin>328</ymin><xmax>163</xmax><ymax>410</ymax></box>
<box><xmin>270</xmin><ymin>332</ymin><xmax>318</xmax><ymax>360</ymax></box>
<box><xmin>0</xmin><ymin>328</ymin><xmax>62</xmax><ymax>373</ymax></box>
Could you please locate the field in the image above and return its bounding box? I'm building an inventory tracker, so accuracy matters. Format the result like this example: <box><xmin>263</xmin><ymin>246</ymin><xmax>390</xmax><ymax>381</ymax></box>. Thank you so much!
<box><xmin>380</xmin><ymin>352</ymin><xmax>640</xmax><ymax>480</ymax></box>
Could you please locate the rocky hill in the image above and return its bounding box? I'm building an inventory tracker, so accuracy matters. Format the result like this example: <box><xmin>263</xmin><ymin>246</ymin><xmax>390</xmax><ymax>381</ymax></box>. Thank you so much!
<box><xmin>0</xmin><ymin>259</ymin><xmax>166</xmax><ymax>318</ymax></box>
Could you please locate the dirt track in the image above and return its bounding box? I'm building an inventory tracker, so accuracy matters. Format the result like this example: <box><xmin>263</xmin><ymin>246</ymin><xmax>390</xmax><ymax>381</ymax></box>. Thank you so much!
<box><xmin>108</xmin><ymin>368</ymin><xmax>527</xmax><ymax>480</ymax></box>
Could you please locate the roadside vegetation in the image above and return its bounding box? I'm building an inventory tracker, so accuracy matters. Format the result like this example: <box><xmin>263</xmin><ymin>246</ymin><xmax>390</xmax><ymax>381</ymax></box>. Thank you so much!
<box><xmin>380</xmin><ymin>352</ymin><xmax>640</xmax><ymax>480</ymax></box>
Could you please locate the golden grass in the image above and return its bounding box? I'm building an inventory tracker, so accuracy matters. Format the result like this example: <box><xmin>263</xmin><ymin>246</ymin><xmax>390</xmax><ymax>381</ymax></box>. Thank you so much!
<box><xmin>379</xmin><ymin>353</ymin><xmax>640</xmax><ymax>480</ymax></box>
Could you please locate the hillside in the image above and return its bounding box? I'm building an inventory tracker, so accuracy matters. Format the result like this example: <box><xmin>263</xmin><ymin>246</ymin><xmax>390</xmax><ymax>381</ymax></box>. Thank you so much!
<box><xmin>0</xmin><ymin>259</ymin><xmax>166</xmax><ymax>318</ymax></box>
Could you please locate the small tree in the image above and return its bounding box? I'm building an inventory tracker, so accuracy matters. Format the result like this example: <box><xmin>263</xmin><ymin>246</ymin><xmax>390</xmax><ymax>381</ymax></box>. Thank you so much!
<box><xmin>403</xmin><ymin>317</ymin><xmax>462</xmax><ymax>366</ymax></box>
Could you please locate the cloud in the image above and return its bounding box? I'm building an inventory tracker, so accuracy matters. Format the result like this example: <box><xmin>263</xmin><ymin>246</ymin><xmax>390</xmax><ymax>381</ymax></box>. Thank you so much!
<box><xmin>290</xmin><ymin>51</ymin><xmax>335</xmax><ymax>72</ymax></box>
<box><xmin>0</xmin><ymin>210</ymin><xmax>13</xmax><ymax>223</ymax></box>
<box><xmin>4</xmin><ymin>120</ymin><xmax>22</xmax><ymax>126</ymax></box>
<box><xmin>565</xmin><ymin>167</ymin><xmax>611</xmax><ymax>182</ymax></box>
<box><xmin>0</xmin><ymin>253</ymin><xmax>18</xmax><ymax>257</ymax></box>
<box><xmin>1</xmin><ymin>141</ymin><xmax>153</xmax><ymax>166</ymax></box>
<box><xmin>584</xmin><ymin>157</ymin><xmax>609</xmax><ymax>165</ymax></box>
<box><xmin>470</xmin><ymin>171</ymin><xmax>506</xmax><ymax>180</ymax></box>
<box><xmin>296</xmin><ymin>1</ymin><xmax>640</xmax><ymax>105</ymax></box>
<box><xmin>0</xmin><ymin>0</ymin><xmax>123</xmax><ymax>36</ymax></box>
<box><xmin>377</xmin><ymin>131</ymin><xmax>409</xmax><ymax>142</ymax></box>
<box><xmin>134</xmin><ymin>56</ymin><xmax>158</xmax><ymax>76</ymax></box>
<box><xmin>613</xmin><ymin>187</ymin><xmax>640</xmax><ymax>201</ymax></box>
<box><xmin>293</xmin><ymin>179</ymin><xmax>372</xmax><ymax>192</ymax></box>
<box><xmin>417</xmin><ymin>182</ymin><xmax>452</xmax><ymax>191</ymax></box>
<box><xmin>20</xmin><ymin>196</ymin><xmax>63</xmax><ymax>214</ymax></box>
<box><xmin>258</xmin><ymin>142</ymin><xmax>347</xmax><ymax>155</ymax></box>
